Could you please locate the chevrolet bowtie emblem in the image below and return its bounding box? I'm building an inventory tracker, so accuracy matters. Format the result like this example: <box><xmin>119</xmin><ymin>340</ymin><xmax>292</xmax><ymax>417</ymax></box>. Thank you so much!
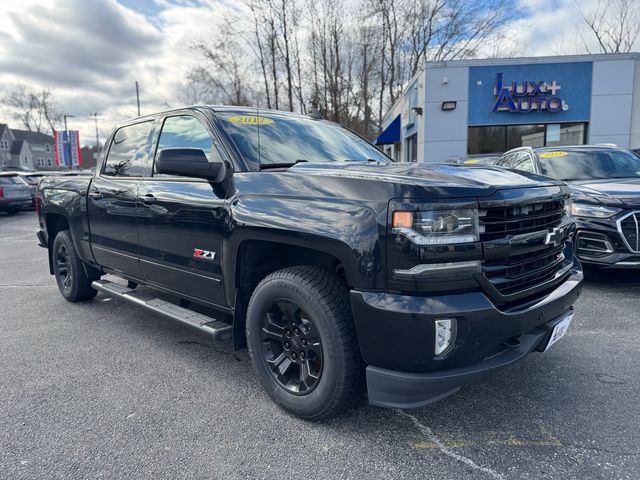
<box><xmin>544</xmin><ymin>226</ymin><xmax>563</xmax><ymax>247</ymax></box>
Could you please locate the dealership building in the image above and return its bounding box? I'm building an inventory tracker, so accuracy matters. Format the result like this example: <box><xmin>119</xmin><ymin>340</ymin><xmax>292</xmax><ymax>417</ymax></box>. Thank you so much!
<box><xmin>374</xmin><ymin>53</ymin><xmax>640</xmax><ymax>163</ymax></box>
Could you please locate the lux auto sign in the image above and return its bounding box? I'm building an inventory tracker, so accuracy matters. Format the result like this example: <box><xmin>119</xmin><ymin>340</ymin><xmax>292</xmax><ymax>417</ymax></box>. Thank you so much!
<box><xmin>492</xmin><ymin>72</ymin><xmax>568</xmax><ymax>113</ymax></box>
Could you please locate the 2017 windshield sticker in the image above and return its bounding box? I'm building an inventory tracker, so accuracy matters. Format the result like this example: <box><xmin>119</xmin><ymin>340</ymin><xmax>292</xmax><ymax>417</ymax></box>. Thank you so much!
<box><xmin>227</xmin><ymin>115</ymin><xmax>274</xmax><ymax>125</ymax></box>
<box><xmin>539</xmin><ymin>151</ymin><xmax>568</xmax><ymax>158</ymax></box>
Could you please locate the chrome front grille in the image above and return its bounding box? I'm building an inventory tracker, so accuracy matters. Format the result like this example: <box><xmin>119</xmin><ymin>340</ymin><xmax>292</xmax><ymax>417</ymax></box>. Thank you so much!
<box><xmin>618</xmin><ymin>211</ymin><xmax>640</xmax><ymax>253</ymax></box>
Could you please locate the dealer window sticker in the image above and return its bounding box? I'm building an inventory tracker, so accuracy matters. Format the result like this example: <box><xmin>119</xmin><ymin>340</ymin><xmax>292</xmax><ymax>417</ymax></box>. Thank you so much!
<box><xmin>539</xmin><ymin>151</ymin><xmax>568</xmax><ymax>158</ymax></box>
<box><xmin>227</xmin><ymin>115</ymin><xmax>274</xmax><ymax>125</ymax></box>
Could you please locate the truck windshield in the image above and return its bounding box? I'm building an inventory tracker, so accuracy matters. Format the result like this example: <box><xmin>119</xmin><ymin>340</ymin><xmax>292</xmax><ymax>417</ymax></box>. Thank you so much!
<box><xmin>538</xmin><ymin>148</ymin><xmax>640</xmax><ymax>181</ymax></box>
<box><xmin>216</xmin><ymin>112</ymin><xmax>389</xmax><ymax>167</ymax></box>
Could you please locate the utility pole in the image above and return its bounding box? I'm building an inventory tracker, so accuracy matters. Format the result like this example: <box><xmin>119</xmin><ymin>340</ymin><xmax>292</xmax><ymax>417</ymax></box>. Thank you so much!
<box><xmin>63</xmin><ymin>114</ymin><xmax>74</xmax><ymax>170</ymax></box>
<box><xmin>90</xmin><ymin>113</ymin><xmax>101</xmax><ymax>149</ymax></box>
<box><xmin>135</xmin><ymin>81</ymin><xmax>141</xmax><ymax>116</ymax></box>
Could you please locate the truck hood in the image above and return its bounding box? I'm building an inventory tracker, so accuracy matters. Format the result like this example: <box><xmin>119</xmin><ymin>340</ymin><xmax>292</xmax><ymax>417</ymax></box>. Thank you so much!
<box><xmin>569</xmin><ymin>178</ymin><xmax>640</xmax><ymax>208</ymax></box>
<box><xmin>292</xmin><ymin>162</ymin><xmax>561</xmax><ymax>198</ymax></box>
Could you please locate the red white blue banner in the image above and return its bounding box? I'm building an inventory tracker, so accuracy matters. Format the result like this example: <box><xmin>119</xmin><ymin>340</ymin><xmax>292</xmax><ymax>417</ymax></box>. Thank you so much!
<box><xmin>54</xmin><ymin>130</ymin><xmax>83</xmax><ymax>167</ymax></box>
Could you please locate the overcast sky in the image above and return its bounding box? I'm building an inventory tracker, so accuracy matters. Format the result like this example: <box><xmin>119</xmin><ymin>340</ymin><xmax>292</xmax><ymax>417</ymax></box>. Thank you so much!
<box><xmin>0</xmin><ymin>0</ymin><xmax>635</xmax><ymax>146</ymax></box>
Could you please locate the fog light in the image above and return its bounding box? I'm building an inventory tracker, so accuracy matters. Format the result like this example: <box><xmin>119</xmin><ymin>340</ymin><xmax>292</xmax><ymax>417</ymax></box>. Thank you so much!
<box><xmin>434</xmin><ymin>318</ymin><xmax>456</xmax><ymax>356</ymax></box>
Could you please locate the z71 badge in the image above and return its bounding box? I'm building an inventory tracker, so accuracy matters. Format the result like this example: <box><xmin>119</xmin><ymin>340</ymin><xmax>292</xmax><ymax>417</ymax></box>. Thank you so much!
<box><xmin>193</xmin><ymin>249</ymin><xmax>216</xmax><ymax>260</ymax></box>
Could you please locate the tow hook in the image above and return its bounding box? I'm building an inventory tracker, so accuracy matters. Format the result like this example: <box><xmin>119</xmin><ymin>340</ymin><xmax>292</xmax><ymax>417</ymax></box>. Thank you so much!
<box><xmin>502</xmin><ymin>336</ymin><xmax>521</xmax><ymax>349</ymax></box>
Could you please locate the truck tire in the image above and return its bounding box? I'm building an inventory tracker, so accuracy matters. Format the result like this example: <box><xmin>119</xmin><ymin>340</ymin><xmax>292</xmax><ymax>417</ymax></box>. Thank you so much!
<box><xmin>246</xmin><ymin>265</ymin><xmax>364</xmax><ymax>420</ymax></box>
<box><xmin>52</xmin><ymin>230</ymin><xmax>98</xmax><ymax>302</ymax></box>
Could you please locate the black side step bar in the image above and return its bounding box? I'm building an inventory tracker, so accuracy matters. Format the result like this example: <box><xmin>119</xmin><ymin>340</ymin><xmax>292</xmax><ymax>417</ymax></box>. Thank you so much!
<box><xmin>91</xmin><ymin>279</ymin><xmax>232</xmax><ymax>341</ymax></box>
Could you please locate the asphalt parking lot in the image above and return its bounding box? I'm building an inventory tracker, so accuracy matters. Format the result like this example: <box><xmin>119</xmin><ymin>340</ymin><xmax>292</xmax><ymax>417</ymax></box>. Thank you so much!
<box><xmin>1</xmin><ymin>211</ymin><xmax>639</xmax><ymax>480</ymax></box>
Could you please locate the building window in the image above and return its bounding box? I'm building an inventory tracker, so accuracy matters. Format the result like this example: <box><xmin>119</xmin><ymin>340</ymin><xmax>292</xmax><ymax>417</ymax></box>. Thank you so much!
<box><xmin>0</xmin><ymin>139</ymin><xmax>8</xmax><ymax>150</ymax></box>
<box><xmin>45</xmin><ymin>144</ymin><xmax>51</xmax><ymax>152</ymax></box>
<box><xmin>468</xmin><ymin>123</ymin><xmax>587</xmax><ymax>154</ymax></box>
<box><xmin>47</xmin><ymin>158</ymin><xmax>52</xmax><ymax>167</ymax></box>
<box><xmin>405</xmin><ymin>134</ymin><xmax>418</xmax><ymax>162</ymax></box>
<box><xmin>468</xmin><ymin>126</ymin><xmax>506</xmax><ymax>154</ymax></box>
<box><xmin>506</xmin><ymin>124</ymin><xmax>545</xmax><ymax>150</ymax></box>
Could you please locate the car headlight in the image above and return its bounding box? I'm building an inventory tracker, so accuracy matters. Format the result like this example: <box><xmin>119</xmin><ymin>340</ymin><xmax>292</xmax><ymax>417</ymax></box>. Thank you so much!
<box><xmin>392</xmin><ymin>208</ymin><xmax>479</xmax><ymax>245</ymax></box>
<box><xmin>570</xmin><ymin>203</ymin><xmax>621</xmax><ymax>218</ymax></box>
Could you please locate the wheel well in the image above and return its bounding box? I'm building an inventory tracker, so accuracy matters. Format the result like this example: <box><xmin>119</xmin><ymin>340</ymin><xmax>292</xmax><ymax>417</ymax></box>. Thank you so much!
<box><xmin>45</xmin><ymin>214</ymin><xmax>70</xmax><ymax>274</ymax></box>
<box><xmin>46</xmin><ymin>213</ymin><xmax>70</xmax><ymax>247</ymax></box>
<box><xmin>232</xmin><ymin>240</ymin><xmax>349</xmax><ymax>350</ymax></box>
<box><xmin>236</xmin><ymin>240</ymin><xmax>349</xmax><ymax>296</ymax></box>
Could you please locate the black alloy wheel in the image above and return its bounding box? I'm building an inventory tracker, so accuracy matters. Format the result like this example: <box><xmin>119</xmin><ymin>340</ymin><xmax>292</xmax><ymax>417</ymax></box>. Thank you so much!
<box><xmin>55</xmin><ymin>243</ymin><xmax>73</xmax><ymax>292</ymax></box>
<box><xmin>52</xmin><ymin>230</ymin><xmax>99</xmax><ymax>302</ymax></box>
<box><xmin>246</xmin><ymin>265</ymin><xmax>364</xmax><ymax>420</ymax></box>
<box><xmin>259</xmin><ymin>299</ymin><xmax>324</xmax><ymax>395</ymax></box>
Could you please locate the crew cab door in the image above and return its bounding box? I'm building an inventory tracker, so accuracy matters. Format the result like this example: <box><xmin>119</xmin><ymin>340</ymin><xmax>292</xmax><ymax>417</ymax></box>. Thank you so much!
<box><xmin>136</xmin><ymin>113</ymin><xmax>229</xmax><ymax>307</ymax></box>
<box><xmin>87</xmin><ymin>120</ymin><xmax>156</xmax><ymax>277</ymax></box>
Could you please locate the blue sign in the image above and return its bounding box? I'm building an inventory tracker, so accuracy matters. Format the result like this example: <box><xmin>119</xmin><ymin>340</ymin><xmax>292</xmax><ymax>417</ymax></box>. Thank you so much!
<box><xmin>468</xmin><ymin>62</ymin><xmax>593</xmax><ymax>126</ymax></box>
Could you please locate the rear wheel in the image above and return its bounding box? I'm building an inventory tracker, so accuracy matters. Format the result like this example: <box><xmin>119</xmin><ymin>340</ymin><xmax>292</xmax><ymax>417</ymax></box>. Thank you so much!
<box><xmin>246</xmin><ymin>266</ymin><xmax>364</xmax><ymax>420</ymax></box>
<box><xmin>52</xmin><ymin>230</ymin><xmax>98</xmax><ymax>302</ymax></box>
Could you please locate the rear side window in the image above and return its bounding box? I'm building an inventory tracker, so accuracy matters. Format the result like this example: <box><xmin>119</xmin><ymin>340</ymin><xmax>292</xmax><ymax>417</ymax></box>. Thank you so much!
<box><xmin>0</xmin><ymin>176</ymin><xmax>23</xmax><ymax>185</ymax></box>
<box><xmin>103</xmin><ymin>121</ymin><xmax>154</xmax><ymax>177</ymax></box>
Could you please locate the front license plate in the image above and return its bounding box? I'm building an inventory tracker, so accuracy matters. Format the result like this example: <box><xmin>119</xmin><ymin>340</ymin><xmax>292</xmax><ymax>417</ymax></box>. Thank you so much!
<box><xmin>544</xmin><ymin>314</ymin><xmax>573</xmax><ymax>351</ymax></box>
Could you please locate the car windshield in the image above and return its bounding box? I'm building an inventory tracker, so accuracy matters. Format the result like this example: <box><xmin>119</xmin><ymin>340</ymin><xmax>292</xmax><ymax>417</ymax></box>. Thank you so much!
<box><xmin>216</xmin><ymin>111</ymin><xmax>389</xmax><ymax>167</ymax></box>
<box><xmin>537</xmin><ymin>148</ymin><xmax>640</xmax><ymax>181</ymax></box>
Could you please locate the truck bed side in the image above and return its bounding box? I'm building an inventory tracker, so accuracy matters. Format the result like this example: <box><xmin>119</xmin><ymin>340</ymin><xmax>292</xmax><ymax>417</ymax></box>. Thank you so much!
<box><xmin>37</xmin><ymin>176</ymin><xmax>95</xmax><ymax>272</ymax></box>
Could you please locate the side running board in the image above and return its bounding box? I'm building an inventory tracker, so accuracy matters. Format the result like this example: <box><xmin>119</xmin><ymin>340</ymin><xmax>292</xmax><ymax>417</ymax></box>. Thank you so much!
<box><xmin>91</xmin><ymin>279</ymin><xmax>232</xmax><ymax>341</ymax></box>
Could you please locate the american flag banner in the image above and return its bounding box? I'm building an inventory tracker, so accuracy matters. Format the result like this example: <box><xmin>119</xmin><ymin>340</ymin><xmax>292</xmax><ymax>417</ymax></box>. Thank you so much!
<box><xmin>54</xmin><ymin>130</ymin><xmax>67</xmax><ymax>167</ymax></box>
<box><xmin>53</xmin><ymin>130</ymin><xmax>83</xmax><ymax>167</ymax></box>
<box><xmin>68</xmin><ymin>131</ymin><xmax>83</xmax><ymax>167</ymax></box>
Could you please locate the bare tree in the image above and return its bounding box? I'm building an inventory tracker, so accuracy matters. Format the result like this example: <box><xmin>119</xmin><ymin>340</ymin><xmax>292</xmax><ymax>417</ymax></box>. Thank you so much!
<box><xmin>190</xmin><ymin>19</ymin><xmax>256</xmax><ymax>105</ymax></box>
<box><xmin>577</xmin><ymin>0</ymin><xmax>640</xmax><ymax>53</ymax></box>
<box><xmin>2</xmin><ymin>84</ymin><xmax>62</xmax><ymax>134</ymax></box>
<box><xmin>188</xmin><ymin>0</ymin><xmax>514</xmax><ymax>139</ymax></box>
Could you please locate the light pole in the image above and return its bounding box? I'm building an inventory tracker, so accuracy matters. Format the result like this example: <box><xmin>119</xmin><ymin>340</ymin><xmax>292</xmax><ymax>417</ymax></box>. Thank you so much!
<box><xmin>63</xmin><ymin>114</ymin><xmax>74</xmax><ymax>170</ymax></box>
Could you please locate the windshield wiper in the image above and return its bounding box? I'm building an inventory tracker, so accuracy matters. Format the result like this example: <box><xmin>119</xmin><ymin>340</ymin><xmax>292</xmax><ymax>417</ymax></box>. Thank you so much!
<box><xmin>342</xmin><ymin>158</ymin><xmax>389</xmax><ymax>164</ymax></box>
<box><xmin>260</xmin><ymin>159</ymin><xmax>309</xmax><ymax>170</ymax></box>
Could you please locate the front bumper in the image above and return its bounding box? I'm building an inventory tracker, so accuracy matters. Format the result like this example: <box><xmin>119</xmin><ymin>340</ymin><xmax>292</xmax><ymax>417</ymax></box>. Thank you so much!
<box><xmin>574</xmin><ymin>214</ymin><xmax>640</xmax><ymax>268</ymax></box>
<box><xmin>350</xmin><ymin>264</ymin><xmax>582</xmax><ymax>409</ymax></box>
<box><xmin>366</xmin><ymin>310</ymin><xmax>571</xmax><ymax>408</ymax></box>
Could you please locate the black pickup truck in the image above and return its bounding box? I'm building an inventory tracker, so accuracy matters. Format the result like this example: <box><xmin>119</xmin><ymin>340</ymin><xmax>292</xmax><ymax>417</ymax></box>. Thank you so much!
<box><xmin>36</xmin><ymin>106</ymin><xmax>583</xmax><ymax>419</ymax></box>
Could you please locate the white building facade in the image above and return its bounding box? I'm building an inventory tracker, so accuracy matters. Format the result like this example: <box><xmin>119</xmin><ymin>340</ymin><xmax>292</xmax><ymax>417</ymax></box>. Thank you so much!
<box><xmin>375</xmin><ymin>53</ymin><xmax>640</xmax><ymax>162</ymax></box>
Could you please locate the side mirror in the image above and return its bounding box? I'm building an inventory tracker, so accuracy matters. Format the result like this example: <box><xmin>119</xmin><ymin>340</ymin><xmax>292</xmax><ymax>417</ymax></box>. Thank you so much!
<box><xmin>156</xmin><ymin>148</ymin><xmax>225</xmax><ymax>181</ymax></box>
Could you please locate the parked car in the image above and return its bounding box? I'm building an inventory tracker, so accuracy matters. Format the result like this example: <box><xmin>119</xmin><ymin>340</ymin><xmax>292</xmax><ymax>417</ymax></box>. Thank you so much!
<box><xmin>36</xmin><ymin>106</ymin><xmax>582</xmax><ymax>419</ymax></box>
<box><xmin>496</xmin><ymin>145</ymin><xmax>640</xmax><ymax>268</ymax></box>
<box><xmin>445</xmin><ymin>154</ymin><xmax>501</xmax><ymax>165</ymax></box>
<box><xmin>0</xmin><ymin>173</ymin><xmax>32</xmax><ymax>214</ymax></box>
<box><xmin>1</xmin><ymin>171</ymin><xmax>54</xmax><ymax>207</ymax></box>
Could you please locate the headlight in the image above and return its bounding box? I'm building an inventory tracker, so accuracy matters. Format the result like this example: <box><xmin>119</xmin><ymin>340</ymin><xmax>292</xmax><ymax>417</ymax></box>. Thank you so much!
<box><xmin>570</xmin><ymin>203</ymin><xmax>621</xmax><ymax>218</ymax></box>
<box><xmin>392</xmin><ymin>208</ymin><xmax>479</xmax><ymax>245</ymax></box>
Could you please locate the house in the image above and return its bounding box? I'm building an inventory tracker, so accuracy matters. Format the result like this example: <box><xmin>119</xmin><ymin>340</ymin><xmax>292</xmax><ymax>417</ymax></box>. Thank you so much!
<box><xmin>0</xmin><ymin>124</ymin><xmax>14</xmax><ymax>169</ymax></box>
<box><xmin>0</xmin><ymin>123</ymin><xmax>58</xmax><ymax>170</ymax></box>
<box><xmin>11</xmin><ymin>129</ymin><xmax>56</xmax><ymax>169</ymax></box>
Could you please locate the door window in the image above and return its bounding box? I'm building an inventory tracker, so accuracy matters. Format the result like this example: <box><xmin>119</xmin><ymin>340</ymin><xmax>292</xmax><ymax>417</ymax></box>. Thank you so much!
<box><xmin>512</xmin><ymin>154</ymin><xmax>535</xmax><ymax>172</ymax></box>
<box><xmin>103</xmin><ymin>121</ymin><xmax>154</xmax><ymax>177</ymax></box>
<box><xmin>154</xmin><ymin>115</ymin><xmax>221</xmax><ymax>176</ymax></box>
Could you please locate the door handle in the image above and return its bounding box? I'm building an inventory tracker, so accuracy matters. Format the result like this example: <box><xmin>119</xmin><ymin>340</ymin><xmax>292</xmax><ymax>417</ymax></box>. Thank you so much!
<box><xmin>141</xmin><ymin>194</ymin><xmax>157</xmax><ymax>204</ymax></box>
<box><xmin>88</xmin><ymin>191</ymin><xmax>103</xmax><ymax>200</ymax></box>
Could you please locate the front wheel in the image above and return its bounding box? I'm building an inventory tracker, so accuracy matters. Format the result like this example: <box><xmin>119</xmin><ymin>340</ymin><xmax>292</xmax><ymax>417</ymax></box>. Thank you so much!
<box><xmin>52</xmin><ymin>230</ymin><xmax>98</xmax><ymax>302</ymax></box>
<box><xmin>246</xmin><ymin>266</ymin><xmax>364</xmax><ymax>420</ymax></box>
